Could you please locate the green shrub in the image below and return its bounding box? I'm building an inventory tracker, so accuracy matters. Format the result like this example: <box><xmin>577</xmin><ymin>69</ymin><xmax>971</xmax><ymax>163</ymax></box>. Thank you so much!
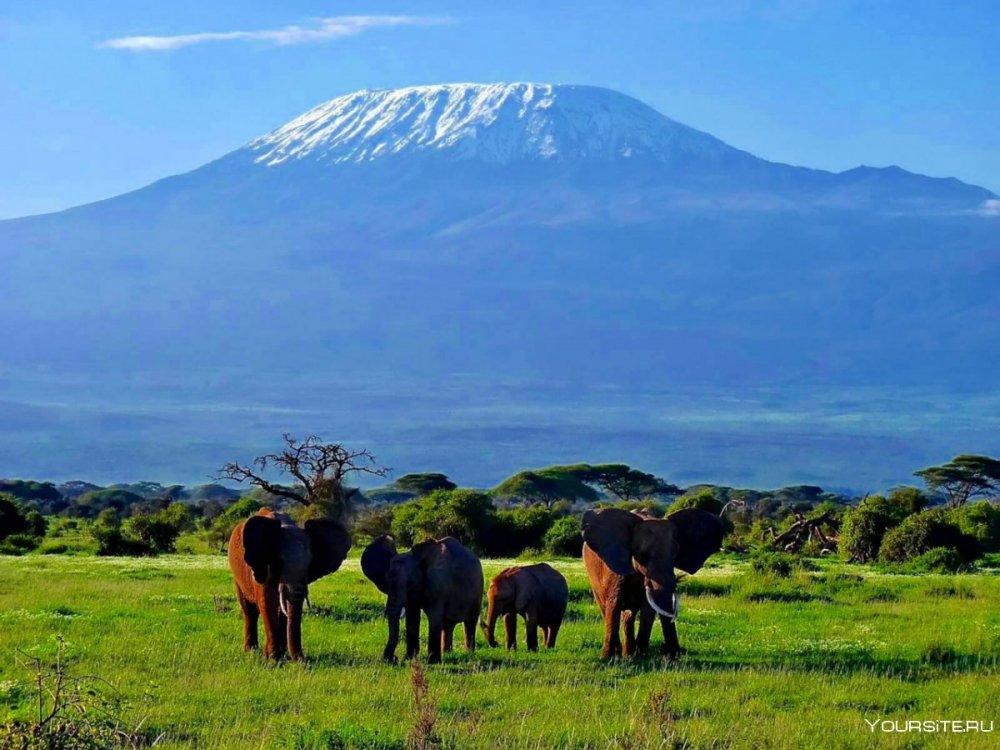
<box><xmin>490</xmin><ymin>505</ymin><xmax>554</xmax><ymax>556</ymax></box>
<box><xmin>840</xmin><ymin>495</ymin><xmax>912</xmax><ymax>563</ymax></box>
<box><xmin>38</xmin><ymin>541</ymin><xmax>70</xmax><ymax>555</ymax></box>
<box><xmin>543</xmin><ymin>516</ymin><xmax>583</xmax><ymax>557</ymax></box>
<box><xmin>878</xmin><ymin>510</ymin><xmax>977</xmax><ymax>564</ymax></box>
<box><xmin>207</xmin><ymin>496</ymin><xmax>263</xmax><ymax>550</ymax></box>
<box><xmin>0</xmin><ymin>493</ymin><xmax>34</xmax><ymax>542</ymax></box>
<box><xmin>949</xmin><ymin>501</ymin><xmax>1000</xmax><ymax>556</ymax></box>
<box><xmin>667</xmin><ymin>489</ymin><xmax>722</xmax><ymax>515</ymax></box>
<box><xmin>90</xmin><ymin>504</ymin><xmax>189</xmax><ymax>557</ymax></box>
<box><xmin>906</xmin><ymin>547</ymin><xmax>967</xmax><ymax>574</ymax></box>
<box><xmin>0</xmin><ymin>533</ymin><xmax>41</xmax><ymax>552</ymax></box>
<box><xmin>749</xmin><ymin>550</ymin><xmax>797</xmax><ymax>578</ymax></box>
<box><xmin>390</xmin><ymin>490</ymin><xmax>496</xmax><ymax>551</ymax></box>
<box><xmin>352</xmin><ymin>507</ymin><xmax>395</xmax><ymax>542</ymax></box>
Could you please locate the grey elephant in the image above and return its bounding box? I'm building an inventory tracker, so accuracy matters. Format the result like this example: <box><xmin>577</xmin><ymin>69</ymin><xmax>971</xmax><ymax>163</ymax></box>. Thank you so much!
<box><xmin>361</xmin><ymin>534</ymin><xmax>484</xmax><ymax>664</ymax></box>
<box><xmin>480</xmin><ymin>563</ymin><xmax>568</xmax><ymax>650</ymax></box>
<box><xmin>582</xmin><ymin>507</ymin><xmax>723</xmax><ymax>659</ymax></box>
<box><xmin>228</xmin><ymin>508</ymin><xmax>351</xmax><ymax>661</ymax></box>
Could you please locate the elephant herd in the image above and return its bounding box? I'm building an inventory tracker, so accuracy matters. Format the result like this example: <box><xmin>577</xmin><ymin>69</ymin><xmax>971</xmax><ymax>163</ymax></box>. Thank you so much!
<box><xmin>228</xmin><ymin>506</ymin><xmax>724</xmax><ymax>664</ymax></box>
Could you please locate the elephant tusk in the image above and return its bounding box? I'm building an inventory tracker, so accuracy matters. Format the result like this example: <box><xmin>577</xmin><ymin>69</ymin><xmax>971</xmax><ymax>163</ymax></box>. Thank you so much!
<box><xmin>279</xmin><ymin>590</ymin><xmax>288</xmax><ymax>619</ymax></box>
<box><xmin>399</xmin><ymin>606</ymin><xmax>406</xmax><ymax>620</ymax></box>
<box><xmin>645</xmin><ymin>586</ymin><xmax>678</xmax><ymax>621</ymax></box>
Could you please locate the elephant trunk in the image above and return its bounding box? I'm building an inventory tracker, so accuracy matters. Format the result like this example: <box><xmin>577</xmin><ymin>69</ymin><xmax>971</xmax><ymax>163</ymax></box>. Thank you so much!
<box><xmin>285</xmin><ymin>599</ymin><xmax>304</xmax><ymax>660</ymax></box>
<box><xmin>383</xmin><ymin>599</ymin><xmax>403</xmax><ymax>662</ymax></box>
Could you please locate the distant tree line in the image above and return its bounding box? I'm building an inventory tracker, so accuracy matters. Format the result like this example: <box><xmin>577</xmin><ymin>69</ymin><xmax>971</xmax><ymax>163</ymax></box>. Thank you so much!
<box><xmin>2</xmin><ymin>449</ymin><xmax>997</xmax><ymax>568</ymax></box>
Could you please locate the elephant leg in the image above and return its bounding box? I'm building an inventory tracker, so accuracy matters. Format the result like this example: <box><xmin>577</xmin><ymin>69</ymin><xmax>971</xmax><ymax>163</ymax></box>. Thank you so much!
<box><xmin>503</xmin><ymin>613</ymin><xmax>517</xmax><ymax>650</ymax></box>
<box><xmin>635</xmin><ymin>607</ymin><xmax>655</xmax><ymax>658</ymax></box>
<box><xmin>275</xmin><ymin>611</ymin><xmax>288</xmax><ymax>659</ymax></box>
<box><xmin>660</xmin><ymin>615</ymin><xmax>681</xmax><ymax>660</ymax></box>
<box><xmin>261</xmin><ymin>597</ymin><xmax>284</xmax><ymax>660</ymax></box>
<box><xmin>404</xmin><ymin>607</ymin><xmax>421</xmax><ymax>659</ymax></box>
<box><xmin>427</xmin><ymin>614</ymin><xmax>444</xmax><ymax>664</ymax></box>
<box><xmin>236</xmin><ymin>587</ymin><xmax>259</xmax><ymax>651</ymax></box>
<box><xmin>546</xmin><ymin>621</ymin><xmax>561</xmax><ymax>649</ymax></box>
<box><xmin>442</xmin><ymin>623</ymin><xmax>455</xmax><ymax>653</ymax></box>
<box><xmin>602</xmin><ymin>605</ymin><xmax>622</xmax><ymax>659</ymax></box>
<box><xmin>525</xmin><ymin>615</ymin><xmax>539</xmax><ymax>652</ymax></box>
<box><xmin>463</xmin><ymin>616</ymin><xmax>477</xmax><ymax>652</ymax></box>
<box><xmin>622</xmin><ymin>610</ymin><xmax>636</xmax><ymax>657</ymax></box>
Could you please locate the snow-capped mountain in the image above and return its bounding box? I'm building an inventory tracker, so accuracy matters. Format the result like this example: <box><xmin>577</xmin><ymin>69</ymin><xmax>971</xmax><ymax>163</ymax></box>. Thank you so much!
<box><xmin>248</xmin><ymin>83</ymin><xmax>739</xmax><ymax>167</ymax></box>
<box><xmin>0</xmin><ymin>82</ymin><xmax>997</xmax><ymax>411</ymax></box>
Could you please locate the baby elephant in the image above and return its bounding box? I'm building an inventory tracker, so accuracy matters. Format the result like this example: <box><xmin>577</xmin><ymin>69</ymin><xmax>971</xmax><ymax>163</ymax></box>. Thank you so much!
<box><xmin>481</xmin><ymin>563</ymin><xmax>568</xmax><ymax>651</ymax></box>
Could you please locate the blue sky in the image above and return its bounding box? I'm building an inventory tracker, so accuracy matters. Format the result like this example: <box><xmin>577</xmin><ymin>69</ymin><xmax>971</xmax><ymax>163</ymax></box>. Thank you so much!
<box><xmin>1</xmin><ymin>1</ymin><xmax>997</xmax><ymax>218</ymax></box>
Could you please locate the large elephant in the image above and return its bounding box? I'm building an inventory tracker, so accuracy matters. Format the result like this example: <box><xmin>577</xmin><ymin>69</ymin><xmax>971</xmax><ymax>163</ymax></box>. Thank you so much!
<box><xmin>361</xmin><ymin>535</ymin><xmax>484</xmax><ymax>664</ymax></box>
<box><xmin>480</xmin><ymin>563</ymin><xmax>568</xmax><ymax>651</ymax></box>
<box><xmin>582</xmin><ymin>507</ymin><xmax>723</xmax><ymax>659</ymax></box>
<box><xmin>228</xmin><ymin>508</ymin><xmax>350</xmax><ymax>661</ymax></box>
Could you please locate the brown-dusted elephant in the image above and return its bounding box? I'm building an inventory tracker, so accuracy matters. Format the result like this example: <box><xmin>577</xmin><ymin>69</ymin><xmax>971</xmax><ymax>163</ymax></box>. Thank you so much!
<box><xmin>480</xmin><ymin>563</ymin><xmax>568</xmax><ymax>651</ymax></box>
<box><xmin>582</xmin><ymin>507</ymin><xmax>723</xmax><ymax>660</ymax></box>
<box><xmin>228</xmin><ymin>508</ymin><xmax>350</xmax><ymax>661</ymax></box>
<box><xmin>361</xmin><ymin>535</ymin><xmax>483</xmax><ymax>664</ymax></box>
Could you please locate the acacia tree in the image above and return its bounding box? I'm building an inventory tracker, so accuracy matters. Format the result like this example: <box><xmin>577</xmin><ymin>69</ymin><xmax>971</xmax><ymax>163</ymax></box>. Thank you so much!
<box><xmin>392</xmin><ymin>473</ymin><xmax>457</xmax><ymax>495</ymax></box>
<box><xmin>492</xmin><ymin>470</ymin><xmax>598</xmax><ymax>508</ymax></box>
<box><xmin>914</xmin><ymin>454</ymin><xmax>1000</xmax><ymax>508</ymax></box>
<box><xmin>218</xmin><ymin>434</ymin><xmax>389</xmax><ymax>519</ymax></box>
<box><xmin>579</xmin><ymin>464</ymin><xmax>680</xmax><ymax>502</ymax></box>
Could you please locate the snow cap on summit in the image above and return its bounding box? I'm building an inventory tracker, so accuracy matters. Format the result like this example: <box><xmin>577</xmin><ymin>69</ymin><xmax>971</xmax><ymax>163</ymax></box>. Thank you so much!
<box><xmin>248</xmin><ymin>82</ymin><xmax>736</xmax><ymax>167</ymax></box>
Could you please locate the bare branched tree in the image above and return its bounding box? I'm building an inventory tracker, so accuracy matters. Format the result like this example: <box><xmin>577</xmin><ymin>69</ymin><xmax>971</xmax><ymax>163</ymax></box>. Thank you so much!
<box><xmin>217</xmin><ymin>434</ymin><xmax>389</xmax><ymax>517</ymax></box>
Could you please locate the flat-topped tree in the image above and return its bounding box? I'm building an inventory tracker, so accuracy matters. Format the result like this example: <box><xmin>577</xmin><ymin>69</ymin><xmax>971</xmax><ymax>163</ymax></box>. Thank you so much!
<box><xmin>218</xmin><ymin>434</ymin><xmax>389</xmax><ymax>519</ymax></box>
<box><xmin>915</xmin><ymin>454</ymin><xmax>1000</xmax><ymax>508</ymax></box>
<box><xmin>579</xmin><ymin>464</ymin><xmax>681</xmax><ymax>503</ymax></box>
<box><xmin>392</xmin><ymin>473</ymin><xmax>457</xmax><ymax>496</ymax></box>
<box><xmin>493</xmin><ymin>470</ymin><xmax>598</xmax><ymax>508</ymax></box>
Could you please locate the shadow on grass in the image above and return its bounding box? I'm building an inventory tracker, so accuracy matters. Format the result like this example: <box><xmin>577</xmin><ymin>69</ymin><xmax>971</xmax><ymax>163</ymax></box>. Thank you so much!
<box><xmin>307</xmin><ymin>597</ymin><xmax>384</xmax><ymax>623</ymax></box>
<box><xmin>588</xmin><ymin>646</ymin><xmax>1000</xmax><ymax>681</ymax></box>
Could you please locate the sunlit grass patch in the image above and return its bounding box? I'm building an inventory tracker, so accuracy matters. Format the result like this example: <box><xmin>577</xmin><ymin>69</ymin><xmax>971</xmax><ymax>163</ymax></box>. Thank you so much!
<box><xmin>0</xmin><ymin>553</ymin><xmax>997</xmax><ymax>748</ymax></box>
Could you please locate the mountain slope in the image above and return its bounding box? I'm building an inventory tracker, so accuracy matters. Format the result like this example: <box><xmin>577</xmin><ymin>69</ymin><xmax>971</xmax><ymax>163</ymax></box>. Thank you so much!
<box><xmin>0</xmin><ymin>82</ymin><xmax>996</xmax><ymax>391</ymax></box>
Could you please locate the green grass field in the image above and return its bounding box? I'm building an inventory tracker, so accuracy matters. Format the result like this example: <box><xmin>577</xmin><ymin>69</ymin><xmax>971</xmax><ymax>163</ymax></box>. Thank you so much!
<box><xmin>1</xmin><ymin>554</ymin><xmax>998</xmax><ymax>749</ymax></box>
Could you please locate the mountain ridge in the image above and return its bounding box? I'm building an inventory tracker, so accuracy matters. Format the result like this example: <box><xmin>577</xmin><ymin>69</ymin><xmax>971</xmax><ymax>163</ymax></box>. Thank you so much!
<box><xmin>3</xmin><ymin>82</ymin><xmax>992</xmax><ymax>225</ymax></box>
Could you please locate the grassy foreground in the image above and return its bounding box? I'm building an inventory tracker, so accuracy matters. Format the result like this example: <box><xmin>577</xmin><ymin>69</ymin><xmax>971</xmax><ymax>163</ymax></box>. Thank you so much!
<box><xmin>0</xmin><ymin>553</ymin><xmax>998</xmax><ymax>749</ymax></box>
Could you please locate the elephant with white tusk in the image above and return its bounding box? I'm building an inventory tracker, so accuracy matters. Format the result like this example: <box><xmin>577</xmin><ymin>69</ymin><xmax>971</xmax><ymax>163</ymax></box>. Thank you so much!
<box><xmin>582</xmin><ymin>507</ymin><xmax>722</xmax><ymax>660</ymax></box>
<box><xmin>228</xmin><ymin>508</ymin><xmax>351</xmax><ymax>661</ymax></box>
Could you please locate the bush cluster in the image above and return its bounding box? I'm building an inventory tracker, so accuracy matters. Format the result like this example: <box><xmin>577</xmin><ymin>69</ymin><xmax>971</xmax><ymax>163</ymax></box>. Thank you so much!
<box><xmin>355</xmin><ymin>489</ymin><xmax>583</xmax><ymax>558</ymax></box>
<box><xmin>91</xmin><ymin>502</ymin><xmax>194</xmax><ymax>556</ymax></box>
<box><xmin>0</xmin><ymin>493</ymin><xmax>47</xmax><ymax>554</ymax></box>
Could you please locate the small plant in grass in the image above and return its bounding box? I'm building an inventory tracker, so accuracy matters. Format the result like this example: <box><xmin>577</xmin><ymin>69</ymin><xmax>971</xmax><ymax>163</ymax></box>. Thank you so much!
<box><xmin>750</xmin><ymin>550</ymin><xmax>809</xmax><ymax>578</ymax></box>
<box><xmin>921</xmin><ymin>642</ymin><xmax>958</xmax><ymax>665</ymax></box>
<box><xmin>0</xmin><ymin>636</ymin><xmax>158</xmax><ymax>749</ymax></box>
<box><xmin>407</xmin><ymin>659</ymin><xmax>439</xmax><ymax>750</ymax></box>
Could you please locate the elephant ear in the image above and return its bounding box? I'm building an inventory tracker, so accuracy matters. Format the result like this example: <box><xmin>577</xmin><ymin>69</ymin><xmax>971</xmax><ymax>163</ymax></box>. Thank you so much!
<box><xmin>664</xmin><ymin>508</ymin><xmax>724</xmax><ymax>574</ymax></box>
<box><xmin>581</xmin><ymin>508</ymin><xmax>641</xmax><ymax>576</ymax></box>
<box><xmin>305</xmin><ymin>519</ymin><xmax>352</xmax><ymax>583</ymax></box>
<box><xmin>361</xmin><ymin>535</ymin><xmax>398</xmax><ymax>595</ymax></box>
<box><xmin>242</xmin><ymin>514</ymin><xmax>282</xmax><ymax>584</ymax></box>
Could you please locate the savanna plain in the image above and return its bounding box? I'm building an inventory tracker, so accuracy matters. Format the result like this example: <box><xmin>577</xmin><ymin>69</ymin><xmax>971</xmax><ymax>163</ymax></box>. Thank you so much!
<box><xmin>1</xmin><ymin>553</ymin><xmax>998</xmax><ymax>749</ymax></box>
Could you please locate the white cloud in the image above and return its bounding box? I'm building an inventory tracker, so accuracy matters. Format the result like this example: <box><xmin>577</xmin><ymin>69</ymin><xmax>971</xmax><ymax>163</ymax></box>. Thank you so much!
<box><xmin>100</xmin><ymin>15</ymin><xmax>449</xmax><ymax>52</ymax></box>
<box><xmin>979</xmin><ymin>199</ymin><xmax>1000</xmax><ymax>217</ymax></box>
